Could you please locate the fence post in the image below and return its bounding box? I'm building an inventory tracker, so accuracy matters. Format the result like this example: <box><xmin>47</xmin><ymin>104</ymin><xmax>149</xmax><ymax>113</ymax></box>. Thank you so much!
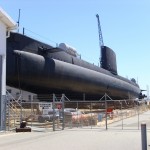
<box><xmin>52</xmin><ymin>94</ymin><xmax>55</xmax><ymax>131</ymax></box>
<box><xmin>31</xmin><ymin>99</ymin><xmax>33</xmax><ymax>127</ymax></box>
<box><xmin>7</xmin><ymin>96</ymin><xmax>10</xmax><ymax>131</ymax></box>
<box><xmin>77</xmin><ymin>102</ymin><xmax>79</xmax><ymax>128</ymax></box>
<box><xmin>121</xmin><ymin>101</ymin><xmax>123</xmax><ymax>130</ymax></box>
<box><xmin>90</xmin><ymin>102</ymin><xmax>92</xmax><ymax>129</ymax></box>
<box><xmin>62</xmin><ymin>94</ymin><xmax>65</xmax><ymax>130</ymax></box>
<box><xmin>141</xmin><ymin>123</ymin><xmax>147</xmax><ymax>150</ymax></box>
<box><xmin>105</xmin><ymin>93</ymin><xmax>108</xmax><ymax>130</ymax></box>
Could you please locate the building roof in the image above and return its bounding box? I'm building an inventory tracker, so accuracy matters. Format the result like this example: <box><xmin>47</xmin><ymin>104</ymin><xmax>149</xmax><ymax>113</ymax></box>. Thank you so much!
<box><xmin>0</xmin><ymin>7</ymin><xmax>17</xmax><ymax>30</ymax></box>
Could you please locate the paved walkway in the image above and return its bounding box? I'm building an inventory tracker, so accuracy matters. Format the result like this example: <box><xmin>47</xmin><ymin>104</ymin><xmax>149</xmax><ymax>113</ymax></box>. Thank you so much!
<box><xmin>0</xmin><ymin>110</ymin><xmax>150</xmax><ymax>150</ymax></box>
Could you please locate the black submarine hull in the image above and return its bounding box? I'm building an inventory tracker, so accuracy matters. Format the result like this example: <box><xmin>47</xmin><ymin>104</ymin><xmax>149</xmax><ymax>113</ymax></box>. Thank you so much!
<box><xmin>6</xmin><ymin>32</ymin><xmax>141</xmax><ymax>100</ymax></box>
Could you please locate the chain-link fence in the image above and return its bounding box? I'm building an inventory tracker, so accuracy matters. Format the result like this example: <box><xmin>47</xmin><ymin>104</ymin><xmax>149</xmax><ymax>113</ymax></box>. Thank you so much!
<box><xmin>6</xmin><ymin>93</ymin><xmax>150</xmax><ymax>132</ymax></box>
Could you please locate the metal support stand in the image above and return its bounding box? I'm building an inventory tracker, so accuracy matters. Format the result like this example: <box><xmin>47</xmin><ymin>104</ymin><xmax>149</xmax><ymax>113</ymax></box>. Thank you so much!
<box><xmin>83</xmin><ymin>93</ymin><xmax>85</xmax><ymax>101</ymax></box>
<box><xmin>20</xmin><ymin>92</ymin><xmax>23</xmax><ymax>122</ymax></box>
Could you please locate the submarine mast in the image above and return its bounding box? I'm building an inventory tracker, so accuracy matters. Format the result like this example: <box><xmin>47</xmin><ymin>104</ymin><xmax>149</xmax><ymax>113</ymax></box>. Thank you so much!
<box><xmin>96</xmin><ymin>14</ymin><xmax>104</xmax><ymax>66</ymax></box>
<box><xmin>17</xmin><ymin>9</ymin><xmax>21</xmax><ymax>33</ymax></box>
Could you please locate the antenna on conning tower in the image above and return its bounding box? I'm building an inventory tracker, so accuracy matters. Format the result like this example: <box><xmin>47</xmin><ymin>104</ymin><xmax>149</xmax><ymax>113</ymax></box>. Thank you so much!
<box><xmin>96</xmin><ymin>14</ymin><xmax>104</xmax><ymax>66</ymax></box>
<box><xmin>17</xmin><ymin>9</ymin><xmax>21</xmax><ymax>33</ymax></box>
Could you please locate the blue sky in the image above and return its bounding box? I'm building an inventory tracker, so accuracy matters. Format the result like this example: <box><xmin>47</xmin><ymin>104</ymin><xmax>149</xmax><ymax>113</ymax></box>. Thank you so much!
<box><xmin>1</xmin><ymin>0</ymin><xmax>150</xmax><ymax>95</ymax></box>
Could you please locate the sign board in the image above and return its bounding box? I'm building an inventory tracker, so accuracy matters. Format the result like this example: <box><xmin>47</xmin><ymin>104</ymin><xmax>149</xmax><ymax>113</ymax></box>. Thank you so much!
<box><xmin>55</xmin><ymin>102</ymin><xmax>62</xmax><ymax>109</ymax></box>
<box><xmin>39</xmin><ymin>102</ymin><xmax>52</xmax><ymax>115</ymax></box>
<box><xmin>107</xmin><ymin>108</ymin><xmax>113</xmax><ymax>113</ymax></box>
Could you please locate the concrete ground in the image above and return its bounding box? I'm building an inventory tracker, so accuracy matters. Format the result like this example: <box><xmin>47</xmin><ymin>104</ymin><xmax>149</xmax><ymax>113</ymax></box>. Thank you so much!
<box><xmin>1</xmin><ymin>110</ymin><xmax>150</xmax><ymax>150</ymax></box>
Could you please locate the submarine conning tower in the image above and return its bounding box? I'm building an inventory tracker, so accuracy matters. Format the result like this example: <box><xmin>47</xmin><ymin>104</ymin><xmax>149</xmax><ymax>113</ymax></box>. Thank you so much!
<box><xmin>100</xmin><ymin>46</ymin><xmax>118</xmax><ymax>75</ymax></box>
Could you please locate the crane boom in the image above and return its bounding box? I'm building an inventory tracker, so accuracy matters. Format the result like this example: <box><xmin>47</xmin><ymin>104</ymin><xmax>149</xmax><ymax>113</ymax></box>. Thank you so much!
<box><xmin>96</xmin><ymin>14</ymin><xmax>104</xmax><ymax>47</ymax></box>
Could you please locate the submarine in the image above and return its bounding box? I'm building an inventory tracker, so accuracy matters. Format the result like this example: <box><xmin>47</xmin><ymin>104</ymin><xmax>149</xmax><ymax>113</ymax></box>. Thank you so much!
<box><xmin>6</xmin><ymin>32</ymin><xmax>141</xmax><ymax>100</ymax></box>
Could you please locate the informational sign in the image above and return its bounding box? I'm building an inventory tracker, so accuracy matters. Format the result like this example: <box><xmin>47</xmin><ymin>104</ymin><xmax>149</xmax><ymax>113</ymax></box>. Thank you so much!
<box><xmin>107</xmin><ymin>108</ymin><xmax>113</xmax><ymax>113</ymax></box>
<box><xmin>39</xmin><ymin>102</ymin><xmax>52</xmax><ymax>115</ymax></box>
<box><xmin>55</xmin><ymin>102</ymin><xmax>62</xmax><ymax>109</ymax></box>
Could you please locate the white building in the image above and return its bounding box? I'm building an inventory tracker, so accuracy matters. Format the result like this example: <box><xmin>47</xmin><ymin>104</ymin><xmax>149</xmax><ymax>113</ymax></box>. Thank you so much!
<box><xmin>0</xmin><ymin>7</ymin><xmax>17</xmax><ymax>130</ymax></box>
<box><xmin>7</xmin><ymin>86</ymin><xmax>37</xmax><ymax>102</ymax></box>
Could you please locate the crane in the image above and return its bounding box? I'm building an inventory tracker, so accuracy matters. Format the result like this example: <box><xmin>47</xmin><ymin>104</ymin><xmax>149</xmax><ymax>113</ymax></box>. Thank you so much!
<box><xmin>96</xmin><ymin>14</ymin><xmax>104</xmax><ymax>67</ymax></box>
<box><xmin>96</xmin><ymin>14</ymin><xmax>104</xmax><ymax>47</ymax></box>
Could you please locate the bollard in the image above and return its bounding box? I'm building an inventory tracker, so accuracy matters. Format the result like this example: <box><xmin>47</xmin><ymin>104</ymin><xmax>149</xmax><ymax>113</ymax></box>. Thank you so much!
<box><xmin>141</xmin><ymin>123</ymin><xmax>147</xmax><ymax>150</ymax></box>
